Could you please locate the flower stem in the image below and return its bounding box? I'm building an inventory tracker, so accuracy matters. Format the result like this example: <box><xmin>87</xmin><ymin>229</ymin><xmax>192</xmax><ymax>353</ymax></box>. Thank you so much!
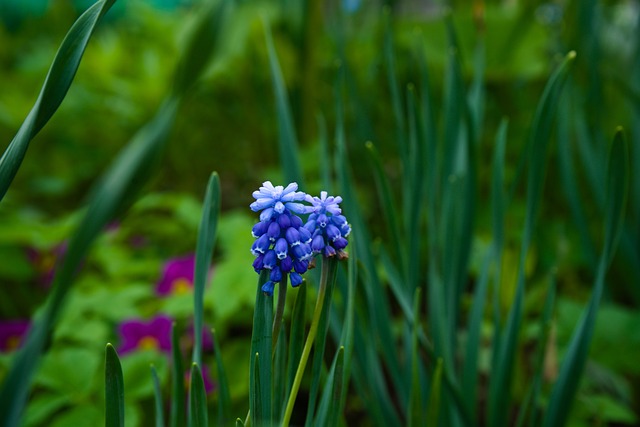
<box><xmin>281</xmin><ymin>259</ymin><xmax>331</xmax><ymax>427</ymax></box>
<box><xmin>272</xmin><ymin>277</ymin><xmax>288</xmax><ymax>352</ymax></box>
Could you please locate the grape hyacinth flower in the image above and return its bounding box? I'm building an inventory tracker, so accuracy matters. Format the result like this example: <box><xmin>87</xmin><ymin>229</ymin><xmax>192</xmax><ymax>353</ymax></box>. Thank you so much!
<box><xmin>304</xmin><ymin>191</ymin><xmax>351</xmax><ymax>258</ymax></box>
<box><xmin>250</xmin><ymin>181</ymin><xmax>313</xmax><ymax>295</ymax></box>
<box><xmin>117</xmin><ymin>315</ymin><xmax>173</xmax><ymax>355</ymax></box>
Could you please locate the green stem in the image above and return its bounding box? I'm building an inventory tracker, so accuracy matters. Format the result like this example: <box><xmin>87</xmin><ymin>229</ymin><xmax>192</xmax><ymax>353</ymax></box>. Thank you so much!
<box><xmin>281</xmin><ymin>259</ymin><xmax>330</xmax><ymax>427</ymax></box>
<box><xmin>272</xmin><ymin>277</ymin><xmax>288</xmax><ymax>352</ymax></box>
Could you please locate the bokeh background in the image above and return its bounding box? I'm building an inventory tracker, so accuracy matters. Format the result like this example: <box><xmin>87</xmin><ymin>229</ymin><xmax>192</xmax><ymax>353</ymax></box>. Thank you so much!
<box><xmin>1</xmin><ymin>0</ymin><xmax>639</xmax><ymax>426</ymax></box>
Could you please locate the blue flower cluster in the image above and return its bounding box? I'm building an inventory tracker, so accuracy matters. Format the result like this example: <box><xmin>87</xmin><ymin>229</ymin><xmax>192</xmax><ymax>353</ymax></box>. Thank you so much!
<box><xmin>250</xmin><ymin>182</ymin><xmax>350</xmax><ymax>295</ymax></box>
<box><xmin>305</xmin><ymin>192</ymin><xmax>351</xmax><ymax>258</ymax></box>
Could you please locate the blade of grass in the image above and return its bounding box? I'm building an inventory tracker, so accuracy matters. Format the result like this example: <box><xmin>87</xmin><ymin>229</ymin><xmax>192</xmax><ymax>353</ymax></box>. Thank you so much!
<box><xmin>250</xmin><ymin>271</ymin><xmax>273</xmax><ymax>426</ymax></box>
<box><xmin>407</xmin><ymin>288</ymin><xmax>424</xmax><ymax>427</ymax></box>
<box><xmin>273</xmin><ymin>326</ymin><xmax>287</xmax><ymax>421</ymax></box>
<box><xmin>514</xmin><ymin>276</ymin><xmax>556</xmax><ymax>427</ymax></box>
<box><xmin>304</xmin><ymin>258</ymin><xmax>338</xmax><ymax>425</ymax></box>
<box><xmin>192</xmin><ymin>172</ymin><xmax>221</xmax><ymax>367</ymax></box>
<box><xmin>0</xmin><ymin>0</ymin><xmax>116</xmax><ymax>201</ymax></box>
<box><xmin>461</xmin><ymin>248</ymin><xmax>492</xmax><ymax>420</ymax></box>
<box><xmin>170</xmin><ymin>322</ymin><xmax>186</xmax><ymax>427</ymax></box>
<box><xmin>426</xmin><ymin>358</ymin><xmax>444</xmax><ymax>427</ymax></box>
<box><xmin>543</xmin><ymin>128</ymin><xmax>628</xmax><ymax>427</ymax></box>
<box><xmin>327</xmin><ymin>347</ymin><xmax>345</xmax><ymax>427</ymax></box>
<box><xmin>188</xmin><ymin>363</ymin><xmax>208</xmax><ymax>427</ymax></box>
<box><xmin>105</xmin><ymin>343</ymin><xmax>125</xmax><ymax>427</ymax></box>
<box><xmin>488</xmin><ymin>51</ymin><xmax>576</xmax><ymax>427</ymax></box>
<box><xmin>334</xmin><ymin>77</ymin><xmax>407</xmax><ymax>415</ymax></box>
<box><xmin>150</xmin><ymin>364</ymin><xmax>165</xmax><ymax>427</ymax></box>
<box><xmin>287</xmin><ymin>282</ymin><xmax>307</xmax><ymax>398</ymax></box>
<box><xmin>172</xmin><ymin>0</ymin><xmax>230</xmax><ymax>96</ymax></box>
<box><xmin>212</xmin><ymin>329</ymin><xmax>230</xmax><ymax>426</ymax></box>
<box><xmin>264</xmin><ymin>23</ymin><xmax>303</xmax><ymax>185</ymax></box>
<box><xmin>365</xmin><ymin>141</ymin><xmax>404</xmax><ymax>269</ymax></box>
<box><xmin>0</xmin><ymin>96</ymin><xmax>180</xmax><ymax>427</ymax></box>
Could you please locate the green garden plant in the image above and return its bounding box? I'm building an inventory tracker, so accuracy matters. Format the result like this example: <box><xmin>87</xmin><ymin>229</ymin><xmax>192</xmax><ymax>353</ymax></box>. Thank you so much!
<box><xmin>0</xmin><ymin>1</ymin><xmax>637</xmax><ymax>426</ymax></box>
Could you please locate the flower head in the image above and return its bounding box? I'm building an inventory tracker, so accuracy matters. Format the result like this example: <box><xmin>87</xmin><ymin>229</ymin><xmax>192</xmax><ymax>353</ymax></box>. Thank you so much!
<box><xmin>156</xmin><ymin>255</ymin><xmax>196</xmax><ymax>296</ymax></box>
<box><xmin>250</xmin><ymin>181</ymin><xmax>309</xmax><ymax>221</ymax></box>
<box><xmin>250</xmin><ymin>181</ymin><xmax>313</xmax><ymax>295</ymax></box>
<box><xmin>118</xmin><ymin>315</ymin><xmax>173</xmax><ymax>355</ymax></box>
<box><xmin>305</xmin><ymin>192</ymin><xmax>351</xmax><ymax>258</ymax></box>
<box><xmin>0</xmin><ymin>320</ymin><xmax>30</xmax><ymax>352</ymax></box>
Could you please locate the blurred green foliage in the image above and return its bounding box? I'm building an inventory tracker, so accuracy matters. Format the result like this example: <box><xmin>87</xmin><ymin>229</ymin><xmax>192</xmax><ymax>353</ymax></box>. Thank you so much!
<box><xmin>0</xmin><ymin>0</ymin><xmax>639</xmax><ymax>426</ymax></box>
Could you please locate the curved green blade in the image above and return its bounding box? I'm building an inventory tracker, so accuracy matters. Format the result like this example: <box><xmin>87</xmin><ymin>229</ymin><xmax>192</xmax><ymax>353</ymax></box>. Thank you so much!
<box><xmin>542</xmin><ymin>128</ymin><xmax>629</xmax><ymax>427</ymax></box>
<box><xmin>188</xmin><ymin>363</ymin><xmax>208</xmax><ymax>427</ymax></box>
<box><xmin>105</xmin><ymin>344</ymin><xmax>125</xmax><ymax>427</ymax></box>
<box><xmin>192</xmin><ymin>172</ymin><xmax>221</xmax><ymax>367</ymax></box>
<box><xmin>0</xmin><ymin>0</ymin><xmax>116</xmax><ymax>201</ymax></box>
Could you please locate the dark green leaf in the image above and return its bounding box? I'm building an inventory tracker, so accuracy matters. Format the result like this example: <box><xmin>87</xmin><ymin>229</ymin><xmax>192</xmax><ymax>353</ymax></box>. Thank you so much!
<box><xmin>105</xmin><ymin>344</ymin><xmax>125</xmax><ymax>427</ymax></box>
<box><xmin>188</xmin><ymin>363</ymin><xmax>208</xmax><ymax>427</ymax></box>
<box><xmin>0</xmin><ymin>0</ymin><xmax>116</xmax><ymax>201</ymax></box>
<box><xmin>150</xmin><ymin>365</ymin><xmax>165</xmax><ymax>427</ymax></box>
<box><xmin>193</xmin><ymin>172</ymin><xmax>221</xmax><ymax>367</ymax></box>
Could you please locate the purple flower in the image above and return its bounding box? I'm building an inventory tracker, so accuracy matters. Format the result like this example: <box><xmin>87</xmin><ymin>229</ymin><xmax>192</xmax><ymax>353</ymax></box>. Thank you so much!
<box><xmin>305</xmin><ymin>191</ymin><xmax>351</xmax><ymax>258</ymax></box>
<box><xmin>0</xmin><ymin>320</ymin><xmax>30</xmax><ymax>352</ymax></box>
<box><xmin>250</xmin><ymin>181</ymin><xmax>309</xmax><ymax>221</ymax></box>
<box><xmin>118</xmin><ymin>315</ymin><xmax>173</xmax><ymax>355</ymax></box>
<box><xmin>250</xmin><ymin>181</ymin><xmax>314</xmax><ymax>296</ymax></box>
<box><xmin>156</xmin><ymin>255</ymin><xmax>196</xmax><ymax>296</ymax></box>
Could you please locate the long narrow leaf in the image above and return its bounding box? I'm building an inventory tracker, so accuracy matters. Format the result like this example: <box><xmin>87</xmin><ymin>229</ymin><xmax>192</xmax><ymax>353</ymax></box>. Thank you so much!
<box><xmin>105</xmin><ymin>344</ymin><xmax>125</xmax><ymax>427</ymax></box>
<box><xmin>170</xmin><ymin>322</ymin><xmax>186</xmax><ymax>427</ymax></box>
<box><xmin>0</xmin><ymin>0</ymin><xmax>116</xmax><ymax>201</ymax></box>
<box><xmin>192</xmin><ymin>172</ymin><xmax>221</xmax><ymax>366</ymax></box>
<box><xmin>212</xmin><ymin>329</ymin><xmax>230</xmax><ymax>426</ymax></box>
<box><xmin>188</xmin><ymin>363</ymin><xmax>208</xmax><ymax>427</ymax></box>
<box><xmin>488</xmin><ymin>51</ymin><xmax>575</xmax><ymax>427</ymax></box>
<box><xmin>542</xmin><ymin>128</ymin><xmax>629</xmax><ymax>427</ymax></box>
<box><xmin>150</xmin><ymin>364</ymin><xmax>165</xmax><ymax>427</ymax></box>
<box><xmin>250</xmin><ymin>271</ymin><xmax>273</xmax><ymax>425</ymax></box>
<box><xmin>264</xmin><ymin>24</ymin><xmax>303</xmax><ymax>185</ymax></box>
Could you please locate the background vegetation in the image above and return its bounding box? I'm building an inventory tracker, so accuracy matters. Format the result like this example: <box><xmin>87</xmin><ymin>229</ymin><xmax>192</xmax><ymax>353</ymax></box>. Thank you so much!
<box><xmin>0</xmin><ymin>0</ymin><xmax>639</xmax><ymax>426</ymax></box>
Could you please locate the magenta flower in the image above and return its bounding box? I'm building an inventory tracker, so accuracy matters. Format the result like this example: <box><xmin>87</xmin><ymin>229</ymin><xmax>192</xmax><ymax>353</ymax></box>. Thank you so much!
<box><xmin>156</xmin><ymin>255</ymin><xmax>196</xmax><ymax>296</ymax></box>
<box><xmin>0</xmin><ymin>320</ymin><xmax>30</xmax><ymax>352</ymax></box>
<box><xmin>118</xmin><ymin>315</ymin><xmax>173</xmax><ymax>355</ymax></box>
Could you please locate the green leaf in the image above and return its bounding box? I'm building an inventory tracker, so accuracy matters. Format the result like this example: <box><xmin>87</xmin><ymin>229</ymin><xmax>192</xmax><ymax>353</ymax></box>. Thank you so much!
<box><xmin>188</xmin><ymin>363</ymin><xmax>208</xmax><ymax>427</ymax></box>
<box><xmin>306</xmin><ymin>258</ymin><xmax>339</xmax><ymax>425</ymax></box>
<box><xmin>407</xmin><ymin>288</ymin><xmax>424</xmax><ymax>427</ymax></box>
<box><xmin>461</xmin><ymin>249</ymin><xmax>492</xmax><ymax>420</ymax></box>
<box><xmin>327</xmin><ymin>347</ymin><xmax>345</xmax><ymax>427</ymax></box>
<box><xmin>603</xmin><ymin>128</ymin><xmax>629</xmax><ymax>266</ymax></box>
<box><xmin>170</xmin><ymin>323</ymin><xmax>186</xmax><ymax>427</ymax></box>
<box><xmin>0</xmin><ymin>0</ymin><xmax>116</xmax><ymax>201</ymax></box>
<box><xmin>105</xmin><ymin>344</ymin><xmax>125</xmax><ymax>427</ymax></box>
<box><xmin>150</xmin><ymin>365</ymin><xmax>165</xmax><ymax>427</ymax></box>
<box><xmin>426</xmin><ymin>358</ymin><xmax>444</xmax><ymax>427</ymax></box>
<box><xmin>193</xmin><ymin>172</ymin><xmax>221</xmax><ymax>367</ymax></box>
<box><xmin>516</xmin><ymin>278</ymin><xmax>556</xmax><ymax>427</ymax></box>
<box><xmin>287</xmin><ymin>282</ymin><xmax>307</xmax><ymax>396</ymax></box>
<box><xmin>212</xmin><ymin>329</ymin><xmax>231</xmax><ymax>426</ymax></box>
<box><xmin>250</xmin><ymin>271</ymin><xmax>273</xmax><ymax>425</ymax></box>
<box><xmin>489</xmin><ymin>51</ymin><xmax>575</xmax><ymax>427</ymax></box>
<box><xmin>543</xmin><ymin>128</ymin><xmax>629</xmax><ymax>427</ymax></box>
<box><xmin>365</xmin><ymin>142</ymin><xmax>404</xmax><ymax>277</ymax></box>
<box><xmin>172</xmin><ymin>0</ymin><xmax>231</xmax><ymax>95</ymax></box>
<box><xmin>264</xmin><ymin>23</ymin><xmax>303</xmax><ymax>185</ymax></box>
